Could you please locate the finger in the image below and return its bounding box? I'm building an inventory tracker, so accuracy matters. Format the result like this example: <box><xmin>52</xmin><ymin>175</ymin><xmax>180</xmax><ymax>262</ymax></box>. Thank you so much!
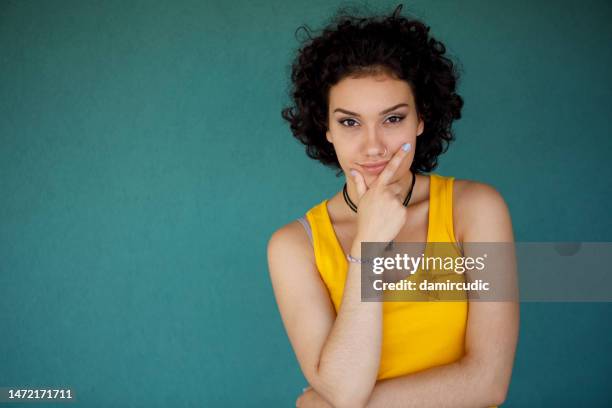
<box><xmin>375</xmin><ymin>142</ymin><xmax>412</xmax><ymax>186</ymax></box>
<box><xmin>387</xmin><ymin>180</ymin><xmax>404</xmax><ymax>196</ymax></box>
<box><xmin>349</xmin><ymin>168</ymin><xmax>368</xmax><ymax>198</ymax></box>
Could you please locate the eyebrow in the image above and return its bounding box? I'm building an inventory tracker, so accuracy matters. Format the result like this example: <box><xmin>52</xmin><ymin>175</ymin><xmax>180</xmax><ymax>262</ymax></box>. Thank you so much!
<box><xmin>333</xmin><ymin>103</ymin><xmax>409</xmax><ymax>116</ymax></box>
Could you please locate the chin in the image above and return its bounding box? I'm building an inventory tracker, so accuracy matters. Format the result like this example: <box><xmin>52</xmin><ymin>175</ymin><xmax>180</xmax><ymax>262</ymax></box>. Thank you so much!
<box><xmin>364</xmin><ymin>174</ymin><xmax>376</xmax><ymax>188</ymax></box>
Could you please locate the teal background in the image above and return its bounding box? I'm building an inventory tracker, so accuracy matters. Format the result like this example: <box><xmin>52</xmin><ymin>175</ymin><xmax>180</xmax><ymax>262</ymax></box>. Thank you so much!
<box><xmin>1</xmin><ymin>0</ymin><xmax>611</xmax><ymax>406</ymax></box>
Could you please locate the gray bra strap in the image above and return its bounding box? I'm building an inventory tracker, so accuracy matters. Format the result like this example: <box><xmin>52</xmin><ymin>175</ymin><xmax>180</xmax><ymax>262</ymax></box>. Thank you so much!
<box><xmin>297</xmin><ymin>216</ymin><xmax>313</xmax><ymax>244</ymax></box>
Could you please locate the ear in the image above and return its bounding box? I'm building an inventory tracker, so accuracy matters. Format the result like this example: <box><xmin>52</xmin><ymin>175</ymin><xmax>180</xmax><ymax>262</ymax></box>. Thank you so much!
<box><xmin>416</xmin><ymin>117</ymin><xmax>425</xmax><ymax>137</ymax></box>
<box><xmin>326</xmin><ymin>129</ymin><xmax>333</xmax><ymax>144</ymax></box>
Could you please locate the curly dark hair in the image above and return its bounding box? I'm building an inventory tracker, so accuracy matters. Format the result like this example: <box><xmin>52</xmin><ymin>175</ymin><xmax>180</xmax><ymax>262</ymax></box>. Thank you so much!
<box><xmin>281</xmin><ymin>4</ymin><xmax>464</xmax><ymax>176</ymax></box>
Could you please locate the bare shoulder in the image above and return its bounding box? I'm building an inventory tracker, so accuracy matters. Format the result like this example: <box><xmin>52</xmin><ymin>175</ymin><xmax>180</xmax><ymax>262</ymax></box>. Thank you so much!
<box><xmin>453</xmin><ymin>178</ymin><xmax>508</xmax><ymax>209</ymax></box>
<box><xmin>267</xmin><ymin>220</ymin><xmax>314</xmax><ymax>267</ymax></box>
<box><xmin>452</xmin><ymin>179</ymin><xmax>514</xmax><ymax>242</ymax></box>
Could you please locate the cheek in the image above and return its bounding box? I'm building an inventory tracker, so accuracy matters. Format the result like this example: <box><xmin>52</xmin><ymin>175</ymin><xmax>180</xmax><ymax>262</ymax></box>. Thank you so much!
<box><xmin>332</xmin><ymin>137</ymin><xmax>357</xmax><ymax>154</ymax></box>
<box><xmin>336</xmin><ymin>147</ymin><xmax>360</xmax><ymax>166</ymax></box>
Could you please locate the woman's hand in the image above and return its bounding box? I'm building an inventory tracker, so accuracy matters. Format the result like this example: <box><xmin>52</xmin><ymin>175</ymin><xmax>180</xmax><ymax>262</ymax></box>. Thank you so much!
<box><xmin>350</xmin><ymin>143</ymin><xmax>412</xmax><ymax>243</ymax></box>
<box><xmin>295</xmin><ymin>386</ymin><xmax>335</xmax><ymax>408</ymax></box>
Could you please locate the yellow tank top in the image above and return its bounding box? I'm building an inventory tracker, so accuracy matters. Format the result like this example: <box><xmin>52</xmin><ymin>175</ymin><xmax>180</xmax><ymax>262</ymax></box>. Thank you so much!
<box><xmin>305</xmin><ymin>173</ymin><xmax>469</xmax><ymax>381</ymax></box>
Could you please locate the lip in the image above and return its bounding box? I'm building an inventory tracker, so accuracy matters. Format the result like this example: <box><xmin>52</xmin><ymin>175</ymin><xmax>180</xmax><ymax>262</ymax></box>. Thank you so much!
<box><xmin>360</xmin><ymin>161</ymin><xmax>389</xmax><ymax>175</ymax></box>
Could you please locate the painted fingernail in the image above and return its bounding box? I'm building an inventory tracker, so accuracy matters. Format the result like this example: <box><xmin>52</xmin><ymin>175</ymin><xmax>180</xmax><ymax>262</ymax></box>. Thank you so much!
<box><xmin>350</xmin><ymin>169</ymin><xmax>357</xmax><ymax>177</ymax></box>
<box><xmin>402</xmin><ymin>143</ymin><xmax>411</xmax><ymax>152</ymax></box>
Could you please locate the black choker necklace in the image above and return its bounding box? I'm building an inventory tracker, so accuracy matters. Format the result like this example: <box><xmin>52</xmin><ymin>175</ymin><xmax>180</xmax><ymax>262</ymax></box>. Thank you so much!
<box><xmin>343</xmin><ymin>169</ymin><xmax>416</xmax><ymax>213</ymax></box>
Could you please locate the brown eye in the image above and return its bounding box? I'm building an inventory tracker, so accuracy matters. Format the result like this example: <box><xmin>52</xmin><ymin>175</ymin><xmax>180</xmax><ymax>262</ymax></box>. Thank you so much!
<box><xmin>386</xmin><ymin>115</ymin><xmax>405</xmax><ymax>124</ymax></box>
<box><xmin>339</xmin><ymin>118</ymin><xmax>359</xmax><ymax>127</ymax></box>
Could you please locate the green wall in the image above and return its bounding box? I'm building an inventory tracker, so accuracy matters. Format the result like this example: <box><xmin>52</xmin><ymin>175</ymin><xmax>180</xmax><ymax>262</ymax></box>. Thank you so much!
<box><xmin>1</xmin><ymin>0</ymin><xmax>611</xmax><ymax>406</ymax></box>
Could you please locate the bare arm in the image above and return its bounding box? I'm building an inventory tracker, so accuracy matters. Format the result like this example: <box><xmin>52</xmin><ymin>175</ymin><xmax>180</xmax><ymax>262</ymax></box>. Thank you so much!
<box><xmin>268</xmin><ymin>225</ymin><xmax>382</xmax><ymax>408</ymax></box>
<box><xmin>318</xmin><ymin>236</ymin><xmax>384</xmax><ymax>407</ymax></box>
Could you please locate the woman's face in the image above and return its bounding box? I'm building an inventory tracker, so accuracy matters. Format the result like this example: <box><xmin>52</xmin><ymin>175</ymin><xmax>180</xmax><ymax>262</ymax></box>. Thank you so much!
<box><xmin>326</xmin><ymin>72</ymin><xmax>424</xmax><ymax>187</ymax></box>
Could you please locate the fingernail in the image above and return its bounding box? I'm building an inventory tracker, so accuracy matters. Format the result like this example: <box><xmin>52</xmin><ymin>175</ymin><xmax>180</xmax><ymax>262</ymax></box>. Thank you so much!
<box><xmin>402</xmin><ymin>143</ymin><xmax>411</xmax><ymax>152</ymax></box>
<box><xmin>350</xmin><ymin>169</ymin><xmax>357</xmax><ymax>177</ymax></box>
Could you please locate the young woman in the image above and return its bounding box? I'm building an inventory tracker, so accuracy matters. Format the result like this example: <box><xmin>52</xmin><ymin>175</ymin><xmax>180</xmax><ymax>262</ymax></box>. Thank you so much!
<box><xmin>267</xmin><ymin>5</ymin><xmax>519</xmax><ymax>407</ymax></box>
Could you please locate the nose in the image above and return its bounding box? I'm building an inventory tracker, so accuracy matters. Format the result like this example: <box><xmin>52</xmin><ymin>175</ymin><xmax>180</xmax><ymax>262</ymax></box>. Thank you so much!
<box><xmin>363</xmin><ymin>125</ymin><xmax>387</xmax><ymax>158</ymax></box>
